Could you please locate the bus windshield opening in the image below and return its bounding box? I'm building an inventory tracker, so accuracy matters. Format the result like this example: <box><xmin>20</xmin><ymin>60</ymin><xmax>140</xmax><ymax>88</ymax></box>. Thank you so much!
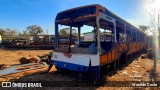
<box><xmin>55</xmin><ymin>20</ymin><xmax>98</xmax><ymax>54</ymax></box>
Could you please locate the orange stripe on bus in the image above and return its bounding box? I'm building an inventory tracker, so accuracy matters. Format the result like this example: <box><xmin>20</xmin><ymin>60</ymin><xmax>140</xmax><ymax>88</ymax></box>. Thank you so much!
<box><xmin>112</xmin><ymin>49</ymin><xmax>115</xmax><ymax>60</ymax></box>
<box><xmin>100</xmin><ymin>54</ymin><xmax>107</xmax><ymax>65</ymax></box>
<box><xmin>108</xmin><ymin>52</ymin><xmax>112</xmax><ymax>61</ymax></box>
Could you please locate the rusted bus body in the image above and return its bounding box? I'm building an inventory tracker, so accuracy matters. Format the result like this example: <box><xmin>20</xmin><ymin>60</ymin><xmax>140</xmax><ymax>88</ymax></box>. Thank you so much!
<box><xmin>51</xmin><ymin>4</ymin><xmax>148</xmax><ymax>80</ymax></box>
<box><xmin>55</xmin><ymin>4</ymin><xmax>105</xmax><ymax>25</ymax></box>
<box><xmin>100</xmin><ymin>42</ymin><xmax>147</xmax><ymax>65</ymax></box>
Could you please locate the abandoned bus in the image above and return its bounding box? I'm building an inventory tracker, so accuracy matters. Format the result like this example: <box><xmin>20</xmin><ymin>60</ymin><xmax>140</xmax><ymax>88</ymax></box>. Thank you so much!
<box><xmin>51</xmin><ymin>4</ymin><xmax>147</xmax><ymax>80</ymax></box>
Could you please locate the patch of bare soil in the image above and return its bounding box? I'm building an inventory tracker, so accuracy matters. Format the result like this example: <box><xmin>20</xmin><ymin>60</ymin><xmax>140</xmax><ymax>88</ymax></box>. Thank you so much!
<box><xmin>107</xmin><ymin>57</ymin><xmax>160</xmax><ymax>82</ymax></box>
<box><xmin>0</xmin><ymin>49</ymin><xmax>52</xmax><ymax>65</ymax></box>
<box><xmin>98</xmin><ymin>57</ymin><xmax>160</xmax><ymax>90</ymax></box>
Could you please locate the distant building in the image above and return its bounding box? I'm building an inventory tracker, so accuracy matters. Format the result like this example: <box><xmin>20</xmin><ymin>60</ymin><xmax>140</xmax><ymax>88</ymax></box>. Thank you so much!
<box><xmin>83</xmin><ymin>32</ymin><xmax>94</xmax><ymax>41</ymax></box>
<box><xmin>29</xmin><ymin>35</ymin><xmax>54</xmax><ymax>41</ymax></box>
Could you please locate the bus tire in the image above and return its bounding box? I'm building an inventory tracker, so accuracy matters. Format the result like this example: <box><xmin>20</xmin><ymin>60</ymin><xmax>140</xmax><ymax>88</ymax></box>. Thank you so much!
<box><xmin>114</xmin><ymin>60</ymin><xmax>117</xmax><ymax>70</ymax></box>
<box><xmin>119</xmin><ymin>52</ymin><xmax>127</xmax><ymax>65</ymax></box>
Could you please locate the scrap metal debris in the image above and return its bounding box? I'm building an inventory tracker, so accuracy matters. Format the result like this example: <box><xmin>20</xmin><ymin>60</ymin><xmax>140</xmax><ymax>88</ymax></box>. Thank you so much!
<box><xmin>0</xmin><ymin>52</ymin><xmax>53</xmax><ymax>77</ymax></box>
<box><xmin>19</xmin><ymin>52</ymin><xmax>52</xmax><ymax>64</ymax></box>
<box><xmin>20</xmin><ymin>57</ymin><xmax>29</xmax><ymax>64</ymax></box>
<box><xmin>0</xmin><ymin>62</ymin><xmax>49</xmax><ymax>76</ymax></box>
<box><xmin>0</xmin><ymin>64</ymin><xmax>5</xmax><ymax>70</ymax></box>
<box><xmin>37</xmin><ymin>52</ymin><xmax>52</xmax><ymax>63</ymax></box>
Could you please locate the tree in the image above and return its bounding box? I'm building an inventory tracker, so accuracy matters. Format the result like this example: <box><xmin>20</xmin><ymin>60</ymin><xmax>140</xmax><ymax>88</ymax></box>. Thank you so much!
<box><xmin>145</xmin><ymin>0</ymin><xmax>160</xmax><ymax>80</ymax></box>
<box><xmin>6</xmin><ymin>28</ymin><xmax>17</xmax><ymax>35</ymax></box>
<box><xmin>18</xmin><ymin>31</ymin><xmax>30</xmax><ymax>39</ymax></box>
<box><xmin>0</xmin><ymin>28</ymin><xmax>6</xmax><ymax>35</ymax></box>
<box><xmin>59</xmin><ymin>29</ymin><xmax>68</xmax><ymax>36</ymax></box>
<box><xmin>59</xmin><ymin>28</ymin><xmax>77</xmax><ymax>36</ymax></box>
<box><xmin>26</xmin><ymin>25</ymin><xmax>43</xmax><ymax>35</ymax></box>
<box><xmin>72</xmin><ymin>29</ymin><xmax>78</xmax><ymax>36</ymax></box>
<box><xmin>138</xmin><ymin>25</ymin><xmax>150</xmax><ymax>32</ymax></box>
<box><xmin>0</xmin><ymin>28</ymin><xmax>17</xmax><ymax>36</ymax></box>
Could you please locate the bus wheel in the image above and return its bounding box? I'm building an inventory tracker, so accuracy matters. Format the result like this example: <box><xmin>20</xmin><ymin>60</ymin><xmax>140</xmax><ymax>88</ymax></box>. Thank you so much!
<box><xmin>114</xmin><ymin>60</ymin><xmax>117</xmax><ymax>70</ymax></box>
<box><xmin>78</xmin><ymin>72</ymin><xmax>82</xmax><ymax>81</ymax></box>
<box><xmin>94</xmin><ymin>71</ymin><xmax>101</xmax><ymax>85</ymax></box>
<box><xmin>55</xmin><ymin>67</ymin><xmax>64</xmax><ymax>73</ymax></box>
<box><xmin>117</xmin><ymin>59</ymin><xmax>120</xmax><ymax>68</ymax></box>
<box><xmin>127</xmin><ymin>55</ymin><xmax>130</xmax><ymax>61</ymax></box>
<box><xmin>125</xmin><ymin>55</ymin><xmax>128</xmax><ymax>64</ymax></box>
<box><xmin>119</xmin><ymin>53</ymin><xmax>127</xmax><ymax>65</ymax></box>
<box><xmin>55</xmin><ymin>66</ymin><xmax>60</xmax><ymax>72</ymax></box>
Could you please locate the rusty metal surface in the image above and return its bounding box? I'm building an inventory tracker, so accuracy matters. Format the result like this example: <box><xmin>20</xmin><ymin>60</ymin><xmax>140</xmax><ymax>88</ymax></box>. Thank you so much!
<box><xmin>0</xmin><ymin>62</ymin><xmax>49</xmax><ymax>76</ymax></box>
<box><xmin>28</xmin><ymin>57</ymin><xmax>38</xmax><ymax>63</ymax></box>
<box><xmin>19</xmin><ymin>57</ymin><xmax>29</xmax><ymax>64</ymax></box>
<box><xmin>0</xmin><ymin>64</ymin><xmax>5</xmax><ymax>70</ymax></box>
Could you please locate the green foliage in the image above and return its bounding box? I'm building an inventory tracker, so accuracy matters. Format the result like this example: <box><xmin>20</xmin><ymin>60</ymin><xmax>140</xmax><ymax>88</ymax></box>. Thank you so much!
<box><xmin>59</xmin><ymin>29</ymin><xmax>68</xmax><ymax>36</ymax></box>
<box><xmin>59</xmin><ymin>28</ymin><xmax>77</xmax><ymax>36</ymax></box>
<box><xmin>18</xmin><ymin>31</ymin><xmax>30</xmax><ymax>39</ymax></box>
<box><xmin>26</xmin><ymin>25</ymin><xmax>43</xmax><ymax>35</ymax></box>
<box><xmin>0</xmin><ymin>28</ymin><xmax>17</xmax><ymax>36</ymax></box>
<box><xmin>138</xmin><ymin>25</ymin><xmax>150</xmax><ymax>32</ymax></box>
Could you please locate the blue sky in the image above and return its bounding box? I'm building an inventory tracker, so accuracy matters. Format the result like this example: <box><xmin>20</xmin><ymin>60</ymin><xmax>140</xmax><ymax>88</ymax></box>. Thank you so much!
<box><xmin>0</xmin><ymin>0</ymin><xmax>149</xmax><ymax>34</ymax></box>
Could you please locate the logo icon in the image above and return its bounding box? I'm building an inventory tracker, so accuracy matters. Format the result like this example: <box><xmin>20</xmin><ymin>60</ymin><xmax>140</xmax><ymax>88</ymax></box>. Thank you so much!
<box><xmin>2</xmin><ymin>82</ymin><xmax>11</xmax><ymax>87</ymax></box>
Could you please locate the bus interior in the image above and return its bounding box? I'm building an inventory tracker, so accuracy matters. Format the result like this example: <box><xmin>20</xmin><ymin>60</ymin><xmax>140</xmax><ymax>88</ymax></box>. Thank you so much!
<box><xmin>55</xmin><ymin>18</ymin><xmax>98</xmax><ymax>54</ymax></box>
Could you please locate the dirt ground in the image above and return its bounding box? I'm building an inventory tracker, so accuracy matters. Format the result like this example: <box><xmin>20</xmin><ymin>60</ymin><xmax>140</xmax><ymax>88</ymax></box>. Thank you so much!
<box><xmin>0</xmin><ymin>49</ymin><xmax>52</xmax><ymax>65</ymax></box>
<box><xmin>0</xmin><ymin>49</ymin><xmax>160</xmax><ymax>90</ymax></box>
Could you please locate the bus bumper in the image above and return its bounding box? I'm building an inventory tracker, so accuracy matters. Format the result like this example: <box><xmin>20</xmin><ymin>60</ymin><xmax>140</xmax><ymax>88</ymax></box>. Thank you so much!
<box><xmin>50</xmin><ymin>60</ymin><xmax>100</xmax><ymax>72</ymax></box>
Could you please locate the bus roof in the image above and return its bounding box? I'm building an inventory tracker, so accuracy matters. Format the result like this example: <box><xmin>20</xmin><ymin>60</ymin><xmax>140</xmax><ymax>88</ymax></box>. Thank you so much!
<box><xmin>55</xmin><ymin>4</ymin><xmax>105</xmax><ymax>21</ymax></box>
<box><xmin>58</xmin><ymin>4</ymin><xmax>105</xmax><ymax>14</ymax></box>
<box><xmin>55</xmin><ymin>4</ymin><xmax>145</xmax><ymax>34</ymax></box>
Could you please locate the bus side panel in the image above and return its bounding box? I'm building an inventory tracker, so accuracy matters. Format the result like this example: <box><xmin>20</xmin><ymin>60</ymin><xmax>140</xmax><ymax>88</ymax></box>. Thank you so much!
<box><xmin>100</xmin><ymin>41</ymin><xmax>147</xmax><ymax>65</ymax></box>
<box><xmin>100</xmin><ymin>43</ymin><xmax>128</xmax><ymax>65</ymax></box>
<box><xmin>100</xmin><ymin>54</ymin><xmax>107</xmax><ymax>65</ymax></box>
<box><xmin>128</xmin><ymin>42</ymin><xmax>146</xmax><ymax>55</ymax></box>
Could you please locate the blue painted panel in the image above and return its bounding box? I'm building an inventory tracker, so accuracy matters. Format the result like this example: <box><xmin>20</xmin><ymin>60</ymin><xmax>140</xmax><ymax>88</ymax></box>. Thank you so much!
<box><xmin>55</xmin><ymin>23</ymin><xmax>59</xmax><ymax>48</ymax></box>
<box><xmin>51</xmin><ymin>60</ymin><xmax>100</xmax><ymax>72</ymax></box>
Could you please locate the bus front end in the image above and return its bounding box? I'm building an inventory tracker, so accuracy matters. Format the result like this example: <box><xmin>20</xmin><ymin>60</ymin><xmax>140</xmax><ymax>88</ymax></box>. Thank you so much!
<box><xmin>50</xmin><ymin>4</ymin><xmax>106</xmax><ymax>80</ymax></box>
